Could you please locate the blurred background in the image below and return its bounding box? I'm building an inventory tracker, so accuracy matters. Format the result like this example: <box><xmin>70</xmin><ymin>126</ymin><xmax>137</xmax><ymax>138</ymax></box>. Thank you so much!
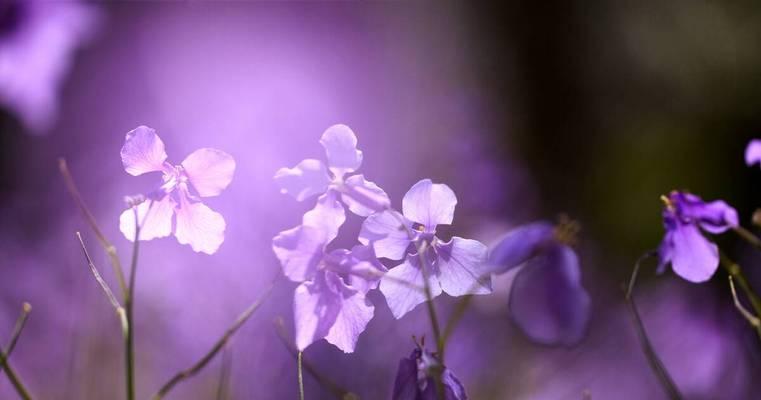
<box><xmin>1</xmin><ymin>1</ymin><xmax>761</xmax><ymax>399</ymax></box>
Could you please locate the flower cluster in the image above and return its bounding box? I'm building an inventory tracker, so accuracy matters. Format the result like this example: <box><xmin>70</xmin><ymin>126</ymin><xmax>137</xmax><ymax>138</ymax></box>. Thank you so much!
<box><xmin>392</xmin><ymin>342</ymin><xmax>467</xmax><ymax>400</ymax></box>
<box><xmin>272</xmin><ymin>125</ymin><xmax>493</xmax><ymax>353</ymax></box>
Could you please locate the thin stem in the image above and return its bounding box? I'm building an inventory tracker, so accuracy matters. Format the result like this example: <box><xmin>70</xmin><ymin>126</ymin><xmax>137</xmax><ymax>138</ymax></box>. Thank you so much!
<box><xmin>273</xmin><ymin>318</ymin><xmax>356</xmax><ymax>399</ymax></box>
<box><xmin>76</xmin><ymin>232</ymin><xmax>123</xmax><ymax>311</ymax></box>
<box><xmin>59</xmin><ymin>158</ymin><xmax>128</xmax><ymax>298</ymax></box>
<box><xmin>728</xmin><ymin>276</ymin><xmax>761</xmax><ymax>340</ymax></box>
<box><xmin>298</xmin><ymin>352</ymin><xmax>305</xmax><ymax>400</ymax></box>
<box><xmin>0</xmin><ymin>304</ymin><xmax>34</xmax><ymax>400</ymax></box>
<box><xmin>719</xmin><ymin>252</ymin><xmax>761</xmax><ymax>341</ymax></box>
<box><xmin>733</xmin><ymin>226</ymin><xmax>761</xmax><ymax>251</ymax></box>
<box><xmin>625</xmin><ymin>251</ymin><xmax>682</xmax><ymax>400</ymax></box>
<box><xmin>151</xmin><ymin>281</ymin><xmax>275</xmax><ymax>400</ymax></box>
<box><xmin>214</xmin><ymin>345</ymin><xmax>232</xmax><ymax>400</ymax></box>
<box><xmin>386</xmin><ymin>210</ymin><xmax>445</xmax><ymax>400</ymax></box>
<box><xmin>123</xmin><ymin>206</ymin><xmax>143</xmax><ymax>400</ymax></box>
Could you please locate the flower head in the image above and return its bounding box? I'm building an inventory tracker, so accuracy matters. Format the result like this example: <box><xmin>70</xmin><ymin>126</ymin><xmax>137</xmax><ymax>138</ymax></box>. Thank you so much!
<box><xmin>274</xmin><ymin>124</ymin><xmax>390</xmax><ymax>219</ymax></box>
<box><xmin>118</xmin><ymin>126</ymin><xmax>235</xmax><ymax>255</ymax></box>
<box><xmin>488</xmin><ymin>220</ymin><xmax>590</xmax><ymax>346</ymax></box>
<box><xmin>0</xmin><ymin>1</ymin><xmax>99</xmax><ymax>133</ymax></box>
<box><xmin>657</xmin><ymin>191</ymin><xmax>738</xmax><ymax>283</ymax></box>
<box><xmin>359</xmin><ymin>179</ymin><xmax>491</xmax><ymax>319</ymax></box>
<box><xmin>392</xmin><ymin>343</ymin><xmax>467</xmax><ymax>400</ymax></box>
<box><xmin>272</xmin><ymin>212</ymin><xmax>385</xmax><ymax>353</ymax></box>
<box><xmin>745</xmin><ymin>139</ymin><xmax>761</xmax><ymax>167</ymax></box>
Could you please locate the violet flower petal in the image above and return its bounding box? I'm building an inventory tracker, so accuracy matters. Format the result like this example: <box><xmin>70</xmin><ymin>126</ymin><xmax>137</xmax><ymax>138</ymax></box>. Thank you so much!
<box><xmin>118</xmin><ymin>196</ymin><xmax>175</xmax><ymax>242</ymax></box>
<box><xmin>180</xmin><ymin>148</ymin><xmax>236</xmax><ymax>197</ymax></box>
<box><xmin>380</xmin><ymin>254</ymin><xmax>441</xmax><ymax>319</ymax></box>
<box><xmin>672</xmin><ymin>192</ymin><xmax>738</xmax><ymax>234</ymax></box>
<box><xmin>323</xmin><ymin>271</ymin><xmax>375</xmax><ymax>353</ymax></box>
<box><xmin>402</xmin><ymin>179</ymin><xmax>457</xmax><ymax>229</ymax></box>
<box><xmin>509</xmin><ymin>244</ymin><xmax>590</xmax><ymax>345</ymax></box>
<box><xmin>319</xmin><ymin>124</ymin><xmax>363</xmax><ymax>175</ymax></box>
<box><xmin>487</xmin><ymin>221</ymin><xmax>555</xmax><ymax>274</ymax></box>
<box><xmin>120</xmin><ymin>126</ymin><xmax>168</xmax><ymax>176</ymax></box>
<box><xmin>272</xmin><ymin>225</ymin><xmax>326</xmax><ymax>282</ymax></box>
<box><xmin>174</xmin><ymin>197</ymin><xmax>226</xmax><ymax>255</ymax></box>
<box><xmin>273</xmin><ymin>158</ymin><xmax>330</xmax><ymax>201</ymax></box>
<box><xmin>670</xmin><ymin>221</ymin><xmax>719</xmax><ymax>283</ymax></box>
<box><xmin>745</xmin><ymin>139</ymin><xmax>761</xmax><ymax>167</ymax></box>
<box><xmin>359</xmin><ymin>209</ymin><xmax>412</xmax><ymax>260</ymax></box>
<box><xmin>302</xmin><ymin>191</ymin><xmax>345</xmax><ymax>244</ymax></box>
<box><xmin>341</xmin><ymin>174</ymin><xmax>391</xmax><ymax>216</ymax></box>
<box><xmin>391</xmin><ymin>351</ymin><xmax>419</xmax><ymax>400</ymax></box>
<box><xmin>436</xmin><ymin>237</ymin><xmax>492</xmax><ymax>296</ymax></box>
<box><xmin>293</xmin><ymin>276</ymin><xmax>340</xmax><ymax>351</ymax></box>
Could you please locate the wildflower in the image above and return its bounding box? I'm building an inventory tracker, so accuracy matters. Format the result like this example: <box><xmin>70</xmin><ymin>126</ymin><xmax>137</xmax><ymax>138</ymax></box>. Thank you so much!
<box><xmin>657</xmin><ymin>191</ymin><xmax>738</xmax><ymax>283</ymax></box>
<box><xmin>274</xmin><ymin>124</ymin><xmax>390</xmax><ymax>221</ymax></box>
<box><xmin>488</xmin><ymin>220</ymin><xmax>590</xmax><ymax>345</ymax></box>
<box><xmin>745</xmin><ymin>139</ymin><xmax>761</xmax><ymax>167</ymax></box>
<box><xmin>118</xmin><ymin>126</ymin><xmax>235</xmax><ymax>255</ymax></box>
<box><xmin>0</xmin><ymin>1</ymin><xmax>99</xmax><ymax>133</ymax></box>
<box><xmin>272</xmin><ymin>216</ymin><xmax>385</xmax><ymax>353</ymax></box>
<box><xmin>392</xmin><ymin>343</ymin><xmax>467</xmax><ymax>400</ymax></box>
<box><xmin>360</xmin><ymin>179</ymin><xmax>491</xmax><ymax>319</ymax></box>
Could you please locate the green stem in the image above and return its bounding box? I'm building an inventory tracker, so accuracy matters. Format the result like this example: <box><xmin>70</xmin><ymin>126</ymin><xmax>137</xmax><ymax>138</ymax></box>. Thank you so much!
<box><xmin>719</xmin><ymin>252</ymin><xmax>761</xmax><ymax>340</ymax></box>
<box><xmin>0</xmin><ymin>304</ymin><xmax>34</xmax><ymax>400</ymax></box>
<box><xmin>626</xmin><ymin>251</ymin><xmax>682</xmax><ymax>400</ymax></box>
<box><xmin>733</xmin><ymin>226</ymin><xmax>761</xmax><ymax>251</ymax></box>
<box><xmin>298</xmin><ymin>352</ymin><xmax>305</xmax><ymax>400</ymax></box>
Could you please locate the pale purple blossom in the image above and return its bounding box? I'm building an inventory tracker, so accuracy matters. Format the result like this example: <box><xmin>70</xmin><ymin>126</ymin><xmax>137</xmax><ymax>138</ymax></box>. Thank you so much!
<box><xmin>657</xmin><ymin>191</ymin><xmax>738</xmax><ymax>283</ymax></box>
<box><xmin>272</xmin><ymin>207</ymin><xmax>385</xmax><ymax>353</ymax></box>
<box><xmin>0</xmin><ymin>1</ymin><xmax>99</xmax><ymax>133</ymax></box>
<box><xmin>745</xmin><ymin>139</ymin><xmax>761</xmax><ymax>167</ymax></box>
<box><xmin>118</xmin><ymin>126</ymin><xmax>236</xmax><ymax>255</ymax></box>
<box><xmin>488</xmin><ymin>221</ymin><xmax>590</xmax><ymax>345</ymax></box>
<box><xmin>360</xmin><ymin>179</ymin><xmax>491</xmax><ymax>319</ymax></box>
<box><xmin>274</xmin><ymin>124</ymin><xmax>391</xmax><ymax>221</ymax></box>
<box><xmin>392</xmin><ymin>345</ymin><xmax>467</xmax><ymax>400</ymax></box>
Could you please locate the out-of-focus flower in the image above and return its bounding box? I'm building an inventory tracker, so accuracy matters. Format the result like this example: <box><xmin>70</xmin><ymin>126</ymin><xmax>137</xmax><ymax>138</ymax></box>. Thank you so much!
<box><xmin>0</xmin><ymin>0</ymin><xmax>99</xmax><ymax>133</ymax></box>
<box><xmin>392</xmin><ymin>344</ymin><xmax>467</xmax><ymax>400</ymax></box>
<box><xmin>118</xmin><ymin>126</ymin><xmax>235</xmax><ymax>255</ymax></box>
<box><xmin>274</xmin><ymin>124</ymin><xmax>390</xmax><ymax>222</ymax></box>
<box><xmin>657</xmin><ymin>191</ymin><xmax>738</xmax><ymax>283</ymax></box>
<box><xmin>745</xmin><ymin>139</ymin><xmax>761</xmax><ymax>167</ymax></box>
<box><xmin>360</xmin><ymin>179</ymin><xmax>491</xmax><ymax>319</ymax></box>
<box><xmin>488</xmin><ymin>221</ymin><xmax>590</xmax><ymax>346</ymax></box>
<box><xmin>272</xmin><ymin>195</ymin><xmax>385</xmax><ymax>353</ymax></box>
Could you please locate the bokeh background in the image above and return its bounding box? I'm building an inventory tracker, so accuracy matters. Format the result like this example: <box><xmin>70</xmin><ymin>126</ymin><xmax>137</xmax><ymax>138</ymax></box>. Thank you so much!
<box><xmin>2</xmin><ymin>1</ymin><xmax>761</xmax><ymax>399</ymax></box>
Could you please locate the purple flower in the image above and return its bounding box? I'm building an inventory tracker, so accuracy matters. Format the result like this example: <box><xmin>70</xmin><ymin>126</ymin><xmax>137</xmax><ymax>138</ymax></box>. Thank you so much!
<box><xmin>745</xmin><ymin>139</ymin><xmax>761</xmax><ymax>167</ymax></box>
<box><xmin>488</xmin><ymin>221</ymin><xmax>590</xmax><ymax>345</ymax></box>
<box><xmin>274</xmin><ymin>124</ymin><xmax>391</xmax><ymax>220</ymax></box>
<box><xmin>392</xmin><ymin>345</ymin><xmax>467</xmax><ymax>400</ymax></box>
<box><xmin>272</xmin><ymin>210</ymin><xmax>386</xmax><ymax>353</ymax></box>
<box><xmin>359</xmin><ymin>179</ymin><xmax>491</xmax><ymax>319</ymax></box>
<box><xmin>0</xmin><ymin>1</ymin><xmax>99</xmax><ymax>133</ymax></box>
<box><xmin>118</xmin><ymin>126</ymin><xmax>236</xmax><ymax>255</ymax></box>
<box><xmin>657</xmin><ymin>191</ymin><xmax>738</xmax><ymax>283</ymax></box>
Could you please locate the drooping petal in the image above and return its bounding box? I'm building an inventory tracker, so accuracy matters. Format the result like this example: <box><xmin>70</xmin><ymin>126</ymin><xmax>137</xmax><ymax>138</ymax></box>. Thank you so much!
<box><xmin>272</xmin><ymin>225</ymin><xmax>326</xmax><ymax>282</ymax></box>
<box><xmin>302</xmin><ymin>191</ymin><xmax>345</xmax><ymax>244</ymax></box>
<box><xmin>345</xmin><ymin>244</ymin><xmax>387</xmax><ymax>292</ymax></box>
<box><xmin>120</xmin><ymin>126</ymin><xmax>167</xmax><ymax>176</ymax></box>
<box><xmin>320</xmin><ymin>124</ymin><xmax>363</xmax><ymax>174</ymax></box>
<box><xmin>380</xmin><ymin>254</ymin><xmax>441</xmax><ymax>319</ymax></box>
<box><xmin>745</xmin><ymin>139</ymin><xmax>761</xmax><ymax>167</ymax></box>
<box><xmin>359</xmin><ymin>210</ymin><xmax>412</xmax><ymax>260</ymax></box>
<box><xmin>293</xmin><ymin>276</ymin><xmax>340</xmax><ymax>351</ymax></box>
<box><xmin>273</xmin><ymin>159</ymin><xmax>330</xmax><ymax>201</ymax></box>
<box><xmin>436</xmin><ymin>237</ymin><xmax>492</xmax><ymax>296</ymax></box>
<box><xmin>671</xmin><ymin>192</ymin><xmax>738</xmax><ymax>234</ymax></box>
<box><xmin>341</xmin><ymin>174</ymin><xmax>391</xmax><ymax>216</ymax></box>
<box><xmin>181</xmin><ymin>148</ymin><xmax>236</xmax><ymax>197</ymax></box>
<box><xmin>402</xmin><ymin>179</ymin><xmax>457</xmax><ymax>229</ymax></box>
<box><xmin>391</xmin><ymin>350</ymin><xmax>420</xmax><ymax>400</ymax></box>
<box><xmin>119</xmin><ymin>196</ymin><xmax>175</xmax><ymax>242</ymax></box>
<box><xmin>670</xmin><ymin>221</ymin><xmax>719</xmax><ymax>283</ymax></box>
<box><xmin>174</xmin><ymin>197</ymin><xmax>226</xmax><ymax>255</ymax></box>
<box><xmin>509</xmin><ymin>244</ymin><xmax>590</xmax><ymax>346</ymax></box>
<box><xmin>487</xmin><ymin>221</ymin><xmax>555</xmax><ymax>274</ymax></box>
<box><xmin>323</xmin><ymin>272</ymin><xmax>375</xmax><ymax>353</ymax></box>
